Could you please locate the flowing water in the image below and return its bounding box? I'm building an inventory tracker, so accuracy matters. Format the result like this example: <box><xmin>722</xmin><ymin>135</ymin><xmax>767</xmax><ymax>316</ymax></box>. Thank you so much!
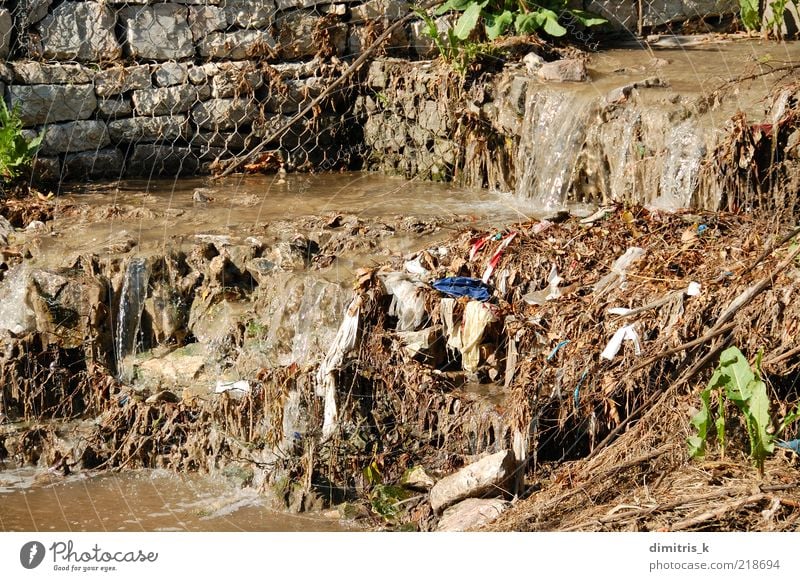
<box><xmin>5</xmin><ymin>39</ymin><xmax>800</xmax><ymax>530</ymax></box>
<box><xmin>0</xmin><ymin>468</ymin><xmax>348</xmax><ymax>532</ymax></box>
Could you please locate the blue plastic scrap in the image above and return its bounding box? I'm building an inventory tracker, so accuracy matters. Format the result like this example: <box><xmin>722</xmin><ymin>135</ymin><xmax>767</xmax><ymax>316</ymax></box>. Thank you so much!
<box><xmin>777</xmin><ymin>439</ymin><xmax>800</xmax><ymax>454</ymax></box>
<box><xmin>547</xmin><ymin>340</ymin><xmax>570</xmax><ymax>361</ymax></box>
<box><xmin>432</xmin><ymin>277</ymin><xmax>492</xmax><ymax>301</ymax></box>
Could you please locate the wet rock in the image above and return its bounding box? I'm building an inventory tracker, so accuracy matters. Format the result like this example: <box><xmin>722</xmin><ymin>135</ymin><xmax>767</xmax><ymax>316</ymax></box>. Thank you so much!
<box><xmin>245</xmin><ymin>258</ymin><xmax>278</xmax><ymax>284</ymax></box>
<box><xmin>198</xmin><ymin>30</ymin><xmax>277</xmax><ymax>60</ymax></box>
<box><xmin>64</xmin><ymin>149</ymin><xmax>125</xmax><ymax>180</ymax></box>
<box><xmin>127</xmin><ymin>145</ymin><xmax>199</xmax><ymax>177</ymax></box>
<box><xmin>400</xmin><ymin>465</ymin><xmax>436</xmax><ymax>491</ymax></box>
<box><xmin>39</xmin><ymin>1</ymin><xmax>121</xmax><ymax>61</ymax></box>
<box><xmin>436</xmin><ymin>498</ymin><xmax>509</xmax><ymax>531</ymax></box>
<box><xmin>10</xmin><ymin>63</ymin><xmax>92</xmax><ymax>84</ymax></box>
<box><xmin>0</xmin><ymin>215</ymin><xmax>13</xmax><ymax>241</ymax></box>
<box><xmin>8</xmin><ymin>85</ymin><xmax>96</xmax><ymax>126</ymax></box>
<box><xmin>586</xmin><ymin>0</ymin><xmax>638</xmax><ymax>29</ymax></box>
<box><xmin>538</xmin><ymin>59</ymin><xmax>588</xmax><ymax>82</ymax></box>
<box><xmin>154</xmin><ymin>63</ymin><xmax>190</xmax><ymax>87</ymax></box>
<box><xmin>192</xmin><ymin>98</ymin><xmax>259</xmax><ymax>131</ymax></box>
<box><xmin>31</xmin><ymin>157</ymin><xmax>62</xmax><ymax>183</ymax></box>
<box><xmin>28</xmin><ymin>270</ymin><xmax>102</xmax><ymax>348</ymax></box>
<box><xmin>193</xmin><ymin>189</ymin><xmax>212</xmax><ymax>203</ymax></box>
<box><xmin>108</xmin><ymin>116</ymin><xmax>187</xmax><ymax>143</ymax></box>
<box><xmin>189</xmin><ymin>5</ymin><xmax>228</xmax><ymax>42</ymax></box>
<box><xmin>121</xmin><ymin>4</ymin><xmax>195</xmax><ymax>61</ymax></box>
<box><xmin>277</xmin><ymin>11</ymin><xmax>347</xmax><ymax>59</ymax></box>
<box><xmin>222</xmin><ymin>0</ymin><xmax>275</xmax><ymax>28</ymax></box>
<box><xmin>429</xmin><ymin>449</ymin><xmax>515</xmax><ymax>513</ymax></box>
<box><xmin>95</xmin><ymin>65</ymin><xmax>152</xmax><ymax>97</ymax></box>
<box><xmin>145</xmin><ymin>390</ymin><xmax>181</xmax><ymax>404</ymax></box>
<box><xmin>132</xmin><ymin>85</ymin><xmax>200</xmax><ymax>116</ymax></box>
<box><xmin>39</xmin><ymin>120</ymin><xmax>110</xmax><ymax>155</ymax></box>
<box><xmin>138</xmin><ymin>351</ymin><xmax>205</xmax><ymax>387</ymax></box>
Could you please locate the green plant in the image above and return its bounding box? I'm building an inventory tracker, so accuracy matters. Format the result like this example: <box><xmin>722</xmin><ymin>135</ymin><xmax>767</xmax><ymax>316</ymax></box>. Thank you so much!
<box><xmin>739</xmin><ymin>0</ymin><xmax>792</xmax><ymax>37</ymax></box>
<box><xmin>363</xmin><ymin>459</ymin><xmax>410</xmax><ymax>520</ymax></box>
<box><xmin>688</xmin><ymin>346</ymin><xmax>800</xmax><ymax>474</ymax></box>
<box><xmin>0</xmin><ymin>101</ymin><xmax>42</xmax><ymax>181</ymax></box>
<box><xmin>434</xmin><ymin>0</ymin><xmax>607</xmax><ymax>41</ymax></box>
<box><xmin>414</xmin><ymin>8</ymin><xmax>500</xmax><ymax>75</ymax></box>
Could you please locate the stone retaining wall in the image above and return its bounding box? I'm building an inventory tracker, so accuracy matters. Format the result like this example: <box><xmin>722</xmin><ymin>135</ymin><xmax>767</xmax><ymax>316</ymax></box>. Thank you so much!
<box><xmin>0</xmin><ymin>0</ymin><xmax>741</xmax><ymax>181</ymax></box>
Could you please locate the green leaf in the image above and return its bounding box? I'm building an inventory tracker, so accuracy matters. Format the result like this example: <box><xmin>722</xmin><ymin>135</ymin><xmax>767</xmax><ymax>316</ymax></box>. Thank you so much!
<box><xmin>453</xmin><ymin>1</ymin><xmax>484</xmax><ymax>40</ymax></box>
<box><xmin>569</xmin><ymin>9</ymin><xmax>608</xmax><ymax>27</ymax></box>
<box><xmin>434</xmin><ymin>0</ymin><xmax>475</xmax><ymax>16</ymax></box>
<box><xmin>739</xmin><ymin>0</ymin><xmax>760</xmax><ymax>30</ymax></box>
<box><xmin>541</xmin><ymin>10</ymin><xmax>567</xmax><ymax>37</ymax></box>
<box><xmin>688</xmin><ymin>387</ymin><xmax>711</xmax><ymax>458</ymax></box>
<box><xmin>485</xmin><ymin>10</ymin><xmax>513</xmax><ymax>40</ymax></box>
<box><xmin>515</xmin><ymin>12</ymin><xmax>542</xmax><ymax>34</ymax></box>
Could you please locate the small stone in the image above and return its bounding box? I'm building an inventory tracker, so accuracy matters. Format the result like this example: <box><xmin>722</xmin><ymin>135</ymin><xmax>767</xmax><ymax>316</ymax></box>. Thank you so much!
<box><xmin>429</xmin><ymin>449</ymin><xmax>515</xmax><ymax>513</ymax></box>
<box><xmin>400</xmin><ymin>465</ymin><xmax>436</xmax><ymax>491</ymax></box>
<box><xmin>154</xmin><ymin>62</ymin><xmax>189</xmax><ymax>87</ymax></box>
<box><xmin>538</xmin><ymin>59</ymin><xmax>588</xmax><ymax>83</ymax></box>
<box><xmin>436</xmin><ymin>498</ymin><xmax>509</xmax><ymax>531</ymax></box>
<box><xmin>523</xmin><ymin>52</ymin><xmax>544</xmax><ymax>73</ymax></box>
<box><xmin>145</xmin><ymin>390</ymin><xmax>181</xmax><ymax>404</ymax></box>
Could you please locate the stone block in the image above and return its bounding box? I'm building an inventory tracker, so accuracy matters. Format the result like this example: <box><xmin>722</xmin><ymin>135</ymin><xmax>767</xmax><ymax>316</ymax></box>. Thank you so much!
<box><xmin>10</xmin><ymin>62</ymin><xmax>92</xmax><ymax>85</ymax></box>
<box><xmin>351</xmin><ymin>0</ymin><xmax>408</xmax><ymax>21</ymax></box>
<box><xmin>132</xmin><ymin>85</ymin><xmax>199</xmax><ymax>116</ymax></box>
<box><xmin>122</xmin><ymin>4</ymin><xmax>195</xmax><ymax>61</ymax></box>
<box><xmin>28</xmin><ymin>0</ymin><xmax>53</xmax><ymax>25</ymax></box>
<box><xmin>127</xmin><ymin>144</ymin><xmax>199</xmax><ymax>176</ymax></box>
<box><xmin>31</xmin><ymin>156</ymin><xmax>62</xmax><ymax>183</ymax></box>
<box><xmin>39</xmin><ymin>120</ymin><xmax>110</xmax><ymax>155</ymax></box>
<box><xmin>0</xmin><ymin>8</ymin><xmax>11</xmax><ymax>59</ymax></box>
<box><xmin>107</xmin><ymin>115</ymin><xmax>188</xmax><ymax>143</ymax></box>
<box><xmin>95</xmin><ymin>65</ymin><xmax>152</xmax><ymax>97</ymax></box>
<box><xmin>8</xmin><ymin>85</ymin><xmax>97</xmax><ymax>126</ymax></box>
<box><xmin>97</xmin><ymin>97</ymin><xmax>133</xmax><ymax>119</ymax></box>
<box><xmin>38</xmin><ymin>1</ymin><xmax>121</xmax><ymax>61</ymax></box>
<box><xmin>63</xmin><ymin>148</ymin><xmax>125</xmax><ymax>179</ymax></box>
<box><xmin>199</xmin><ymin>30</ymin><xmax>276</xmax><ymax>60</ymax></box>
<box><xmin>277</xmin><ymin>10</ymin><xmax>347</xmax><ymax>59</ymax></box>
<box><xmin>189</xmin><ymin>5</ymin><xmax>228</xmax><ymax>42</ymax></box>
<box><xmin>211</xmin><ymin>62</ymin><xmax>264</xmax><ymax>98</ymax></box>
<box><xmin>222</xmin><ymin>0</ymin><xmax>276</xmax><ymax>28</ymax></box>
<box><xmin>154</xmin><ymin>62</ymin><xmax>190</xmax><ymax>87</ymax></box>
<box><xmin>192</xmin><ymin>98</ymin><xmax>259</xmax><ymax>130</ymax></box>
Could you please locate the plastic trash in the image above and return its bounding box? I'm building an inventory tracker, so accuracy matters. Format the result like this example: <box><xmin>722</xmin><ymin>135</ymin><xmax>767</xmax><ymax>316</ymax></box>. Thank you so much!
<box><xmin>383</xmin><ymin>272</ymin><xmax>427</xmax><ymax>331</ymax></box>
<box><xmin>594</xmin><ymin>247</ymin><xmax>645</xmax><ymax>295</ymax></box>
<box><xmin>458</xmin><ymin>301</ymin><xmax>498</xmax><ymax>372</ymax></box>
<box><xmin>547</xmin><ymin>339</ymin><xmax>570</xmax><ymax>361</ymax></box>
<box><xmin>687</xmin><ymin>281</ymin><xmax>701</xmax><ymax>296</ymax></box>
<box><xmin>215</xmin><ymin>380</ymin><xmax>251</xmax><ymax>398</ymax></box>
<box><xmin>481</xmin><ymin>232</ymin><xmax>517</xmax><ymax>283</ymax></box>
<box><xmin>600</xmin><ymin>324</ymin><xmax>641</xmax><ymax>360</ymax></box>
<box><xmin>432</xmin><ymin>277</ymin><xmax>492</xmax><ymax>302</ymax></box>
<box><xmin>608</xmin><ymin>307</ymin><xmax>633</xmax><ymax>316</ymax></box>
<box><xmin>404</xmin><ymin>255</ymin><xmax>430</xmax><ymax>277</ymax></box>
<box><xmin>777</xmin><ymin>439</ymin><xmax>800</xmax><ymax>454</ymax></box>
<box><xmin>523</xmin><ymin>264</ymin><xmax>563</xmax><ymax>305</ymax></box>
<box><xmin>316</xmin><ymin>296</ymin><xmax>362</xmax><ymax>438</ymax></box>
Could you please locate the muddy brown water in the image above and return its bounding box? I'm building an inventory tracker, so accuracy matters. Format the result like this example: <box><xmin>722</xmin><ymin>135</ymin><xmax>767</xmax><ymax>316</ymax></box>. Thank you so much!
<box><xmin>0</xmin><ymin>468</ymin><xmax>350</xmax><ymax>532</ymax></box>
<box><xmin>5</xmin><ymin>39</ymin><xmax>800</xmax><ymax>531</ymax></box>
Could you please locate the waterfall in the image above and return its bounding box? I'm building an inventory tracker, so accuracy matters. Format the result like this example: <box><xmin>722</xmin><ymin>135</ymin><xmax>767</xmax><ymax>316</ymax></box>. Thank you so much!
<box><xmin>652</xmin><ymin>120</ymin><xmax>706</xmax><ymax>210</ymax></box>
<box><xmin>515</xmin><ymin>89</ymin><xmax>595</xmax><ymax>210</ymax></box>
<box><xmin>115</xmin><ymin>257</ymin><xmax>150</xmax><ymax>381</ymax></box>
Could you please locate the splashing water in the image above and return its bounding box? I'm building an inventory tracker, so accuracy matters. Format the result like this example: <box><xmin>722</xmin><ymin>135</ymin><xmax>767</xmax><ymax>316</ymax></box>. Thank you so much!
<box><xmin>515</xmin><ymin>89</ymin><xmax>595</xmax><ymax>210</ymax></box>
<box><xmin>115</xmin><ymin>257</ymin><xmax>150</xmax><ymax>381</ymax></box>
<box><xmin>652</xmin><ymin>120</ymin><xmax>706</xmax><ymax>210</ymax></box>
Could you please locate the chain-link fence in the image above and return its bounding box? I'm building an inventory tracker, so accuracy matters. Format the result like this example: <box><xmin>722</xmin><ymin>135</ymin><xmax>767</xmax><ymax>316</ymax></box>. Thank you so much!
<box><xmin>0</xmin><ymin>0</ymin><xmax>744</xmax><ymax>186</ymax></box>
<box><xmin>0</xmin><ymin>0</ymin><xmax>424</xmax><ymax>185</ymax></box>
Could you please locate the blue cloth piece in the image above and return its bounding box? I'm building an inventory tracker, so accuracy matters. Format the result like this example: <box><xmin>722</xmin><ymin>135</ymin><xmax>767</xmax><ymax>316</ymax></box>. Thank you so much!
<box><xmin>432</xmin><ymin>277</ymin><xmax>492</xmax><ymax>301</ymax></box>
<box><xmin>777</xmin><ymin>439</ymin><xmax>800</xmax><ymax>454</ymax></box>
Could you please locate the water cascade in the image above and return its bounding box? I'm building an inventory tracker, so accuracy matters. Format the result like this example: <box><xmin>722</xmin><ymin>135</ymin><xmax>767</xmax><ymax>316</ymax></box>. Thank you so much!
<box><xmin>115</xmin><ymin>257</ymin><xmax>150</xmax><ymax>381</ymax></box>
